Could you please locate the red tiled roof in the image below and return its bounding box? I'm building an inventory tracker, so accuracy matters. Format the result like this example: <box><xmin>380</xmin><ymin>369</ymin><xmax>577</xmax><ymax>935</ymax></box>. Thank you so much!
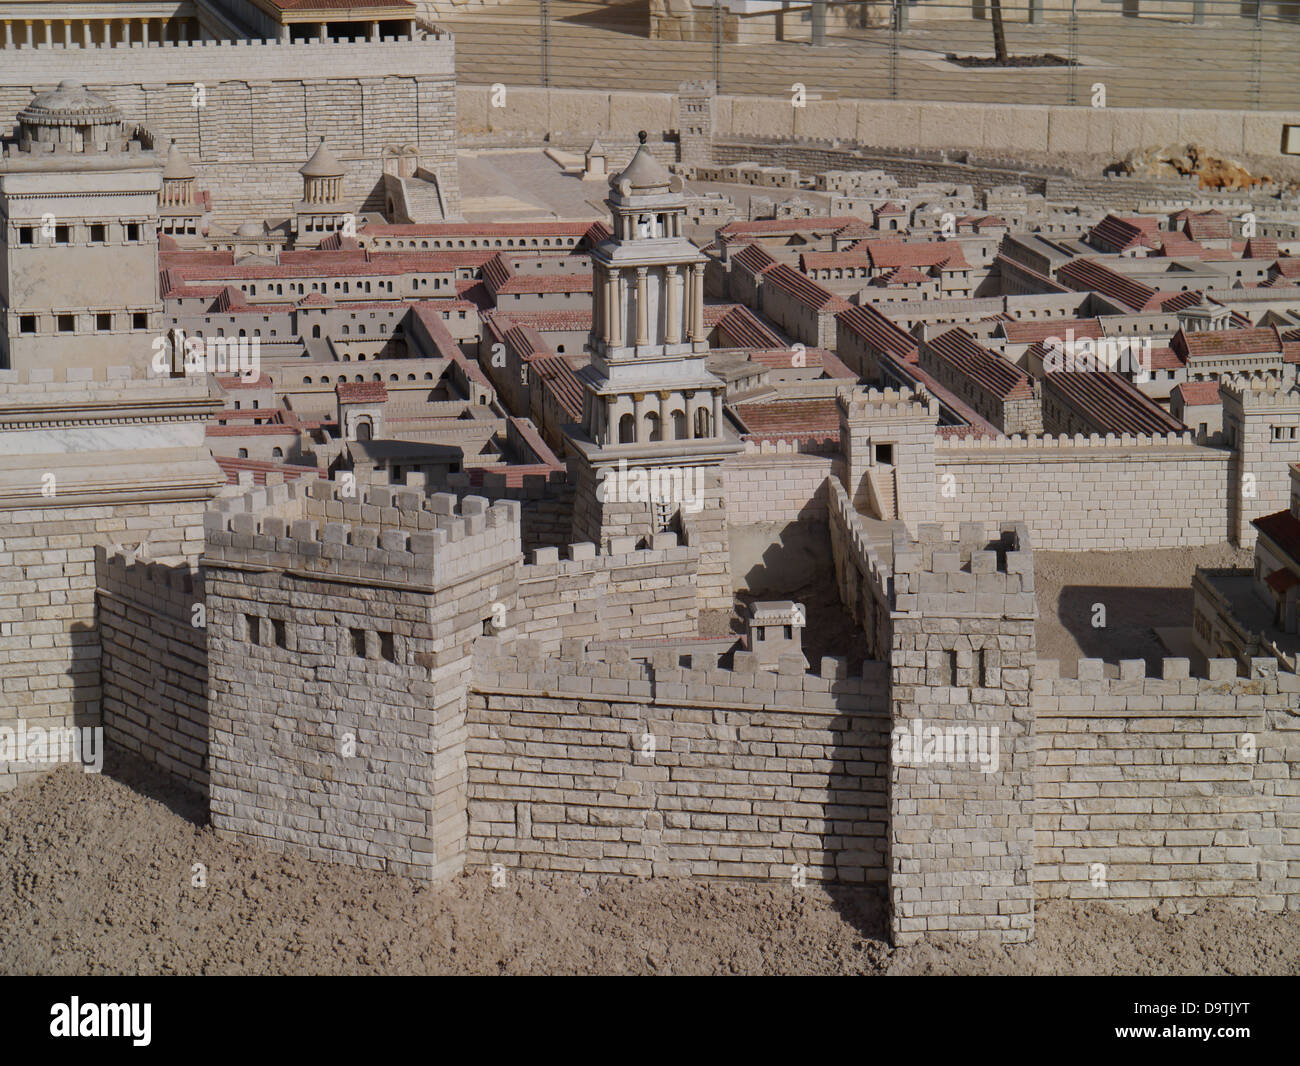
<box><xmin>1057</xmin><ymin>258</ymin><xmax>1156</xmax><ymax>312</ymax></box>
<box><xmin>215</xmin><ymin>373</ymin><xmax>273</xmax><ymax>390</ymax></box>
<box><xmin>731</xmin><ymin>242</ymin><xmax>780</xmax><ymax>275</ymax></box>
<box><xmin>1244</xmin><ymin>237</ymin><xmax>1279</xmax><ymax>259</ymax></box>
<box><xmin>1043</xmin><ymin>371</ymin><xmax>1185</xmax><ymax>436</ymax></box>
<box><xmin>872</xmin><ymin>265</ymin><xmax>931</xmax><ymax>287</ymax></box>
<box><xmin>764</xmin><ymin>263</ymin><xmax>852</xmax><ymax>312</ymax></box>
<box><xmin>926</xmin><ymin>328</ymin><xmax>1034</xmax><ymax>401</ymax></box>
<box><xmin>492</xmin><ymin>309</ymin><xmax>592</xmax><ymax>332</ymax></box>
<box><xmin>863</xmin><ymin>238</ymin><xmax>970</xmax><ymax>271</ymax></box>
<box><xmin>1172</xmin><ymin>381</ymin><xmax>1223</xmax><ymax>406</ymax></box>
<box><xmin>1001</xmin><ymin>318</ymin><xmax>1103</xmax><ymax>345</ymax></box>
<box><xmin>1266</xmin><ymin>568</ymin><xmax>1300</xmax><ymax>595</ymax></box>
<box><xmin>1272</xmin><ymin>258</ymin><xmax>1300</xmax><ymax>279</ymax></box>
<box><xmin>1088</xmin><ymin>214</ymin><xmax>1157</xmax><ymax>253</ymax></box>
<box><xmin>879</xmin><ymin>352</ymin><xmax>1000</xmax><ymax>438</ymax></box>
<box><xmin>1255</xmin><ymin>509</ymin><xmax>1300</xmax><ymax>563</ymax></box>
<box><xmin>835</xmin><ymin>303</ymin><xmax>919</xmax><ymax>361</ymax></box>
<box><xmin>1183</xmin><ymin>211</ymin><xmax>1232</xmax><ymax>242</ymax></box>
<box><xmin>709</xmin><ymin>304</ymin><xmax>784</xmax><ymax>348</ymax></box>
<box><xmin>1171</xmin><ymin>325</ymin><xmax>1282</xmax><ymax>360</ymax></box>
<box><xmin>733</xmin><ymin>399</ymin><xmax>841</xmax><ymax>437</ymax></box>
<box><xmin>531</xmin><ymin>355</ymin><xmax>583</xmax><ymax>422</ymax></box>
<box><xmin>799</xmin><ymin>250</ymin><xmax>869</xmax><ymax>272</ymax></box>
<box><xmin>336</xmin><ymin>381</ymin><xmax>389</xmax><ymax>403</ymax></box>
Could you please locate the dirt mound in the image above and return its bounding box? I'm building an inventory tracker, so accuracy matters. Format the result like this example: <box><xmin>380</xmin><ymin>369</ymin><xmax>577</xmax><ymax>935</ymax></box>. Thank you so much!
<box><xmin>1109</xmin><ymin>142</ymin><xmax>1280</xmax><ymax>192</ymax></box>
<box><xmin>2</xmin><ymin>755</ymin><xmax>1298</xmax><ymax>975</ymax></box>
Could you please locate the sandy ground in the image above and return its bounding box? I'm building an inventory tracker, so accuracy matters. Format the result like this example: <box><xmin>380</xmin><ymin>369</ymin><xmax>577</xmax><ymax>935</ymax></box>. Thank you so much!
<box><xmin>2</xmin><ymin>756</ymin><xmax>1297</xmax><ymax>976</ymax></box>
<box><xmin>1034</xmin><ymin>543</ymin><xmax>1252</xmax><ymax>672</ymax></box>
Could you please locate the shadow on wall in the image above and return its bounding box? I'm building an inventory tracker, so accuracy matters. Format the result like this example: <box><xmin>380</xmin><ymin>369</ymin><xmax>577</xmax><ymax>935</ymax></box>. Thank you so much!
<box><xmin>1050</xmin><ymin>584</ymin><xmax>1191</xmax><ymax>672</ymax></box>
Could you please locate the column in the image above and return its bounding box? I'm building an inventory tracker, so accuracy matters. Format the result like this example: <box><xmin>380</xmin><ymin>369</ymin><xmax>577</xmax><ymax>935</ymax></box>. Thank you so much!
<box><xmin>635</xmin><ymin>267</ymin><xmax>649</xmax><ymax>347</ymax></box>
<box><xmin>592</xmin><ymin>266</ymin><xmax>603</xmax><ymax>339</ymax></box>
<box><xmin>665</xmin><ymin>265</ymin><xmax>680</xmax><ymax>345</ymax></box>
<box><xmin>632</xmin><ymin>393</ymin><xmax>647</xmax><ymax>443</ymax></box>
<box><xmin>319</xmin><ymin>22</ymin><xmax>329</xmax><ymax>42</ymax></box>
<box><xmin>371</xmin><ymin>21</ymin><xmax>381</xmax><ymax>41</ymax></box>
<box><xmin>658</xmin><ymin>391</ymin><xmax>670</xmax><ymax>442</ymax></box>
<box><xmin>712</xmin><ymin>391</ymin><xmax>722</xmax><ymax>439</ymax></box>
<box><xmin>691</xmin><ymin>264</ymin><xmax>705</xmax><ymax>341</ymax></box>
<box><xmin>83</xmin><ymin>20</ymin><xmax>90</xmax><ymax>45</ymax></box>
<box><xmin>609</xmin><ymin>269</ymin><xmax>623</xmax><ymax>347</ymax></box>
<box><xmin>604</xmin><ymin>396</ymin><xmax>616</xmax><ymax>444</ymax></box>
<box><xmin>4</xmin><ymin>23</ymin><xmax>12</xmax><ymax>47</ymax></box>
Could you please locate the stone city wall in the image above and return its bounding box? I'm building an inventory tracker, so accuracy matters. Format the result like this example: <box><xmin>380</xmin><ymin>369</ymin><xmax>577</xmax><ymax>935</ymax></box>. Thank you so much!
<box><xmin>932</xmin><ymin>433</ymin><xmax>1233</xmax><ymax>550</ymax></box>
<box><xmin>467</xmin><ymin>640</ymin><xmax>890</xmax><ymax>882</ymax></box>
<box><xmin>1033</xmin><ymin>656</ymin><xmax>1300</xmax><ymax>911</ymax></box>
<box><xmin>95</xmin><ymin>549</ymin><xmax>208</xmax><ymax>792</ymax></box>
<box><xmin>723</xmin><ymin>445</ymin><xmax>842</xmax><ymax>526</ymax></box>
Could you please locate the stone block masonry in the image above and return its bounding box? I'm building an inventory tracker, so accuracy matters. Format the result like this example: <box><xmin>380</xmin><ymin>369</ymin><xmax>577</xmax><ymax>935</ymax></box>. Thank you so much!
<box><xmin>933</xmin><ymin>433</ymin><xmax>1232</xmax><ymax>550</ymax></box>
<box><xmin>0</xmin><ymin>34</ymin><xmax>460</xmax><ymax>224</ymax></box>
<box><xmin>0</xmin><ymin>367</ymin><xmax>221</xmax><ymax>792</ymax></box>
<box><xmin>516</xmin><ymin>537</ymin><xmax>699</xmax><ymax>651</ymax></box>
<box><xmin>96</xmin><ymin>549</ymin><xmax>207</xmax><ymax>792</ymax></box>
<box><xmin>723</xmin><ymin>444</ymin><xmax>842</xmax><ymax>526</ymax></box>
<box><xmin>1034</xmin><ymin>656</ymin><xmax>1300</xmax><ymax>911</ymax></box>
<box><xmin>885</xmin><ymin>522</ymin><xmax>1038</xmax><ymax>945</ymax></box>
<box><xmin>204</xmin><ymin>477</ymin><xmax>522</xmax><ymax>879</ymax></box>
<box><xmin>469</xmin><ymin>640</ymin><xmax>890</xmax><ymax>881</ymax></box>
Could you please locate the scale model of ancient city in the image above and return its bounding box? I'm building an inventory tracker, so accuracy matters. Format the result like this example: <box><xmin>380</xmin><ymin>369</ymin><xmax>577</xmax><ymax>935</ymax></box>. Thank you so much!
<box><xmin>3</xmin><ymin>0</ymin><xmax>1300</xmax><ymax>950</ymax></box>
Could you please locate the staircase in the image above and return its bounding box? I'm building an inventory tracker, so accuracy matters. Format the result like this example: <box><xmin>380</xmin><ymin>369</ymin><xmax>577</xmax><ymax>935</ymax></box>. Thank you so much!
<box><xmin>863</xmin><ymin>464</ymin><xmax>897</xmax><ymax>522</ymax></box>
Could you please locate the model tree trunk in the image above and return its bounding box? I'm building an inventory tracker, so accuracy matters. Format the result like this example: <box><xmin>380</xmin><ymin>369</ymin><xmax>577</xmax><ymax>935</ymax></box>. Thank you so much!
<box><xmin>989</xmin><ymin>0</ymin><xmax>1009</xmax><ymax>64</ymax></box>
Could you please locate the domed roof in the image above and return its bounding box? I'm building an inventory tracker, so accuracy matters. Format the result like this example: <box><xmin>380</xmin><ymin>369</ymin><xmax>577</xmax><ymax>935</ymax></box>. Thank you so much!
<box><xmin>18</xmin><ymin>80</ymin><xmax>121</xmax><ymax>127</ymax></box>
<box><xmin>162</xmin><ymin>139</ymin><xmax>196</xmax><ymax>181</ymax></box>
<box><xmin>611</xmin><ymin>132</ymin><xmax>672</xmax><ymax>194</ymax></box>
<box><xmin>301</xmin><ymin>137</ymin><xmax>344</xmax><ymax>178</ymax></box>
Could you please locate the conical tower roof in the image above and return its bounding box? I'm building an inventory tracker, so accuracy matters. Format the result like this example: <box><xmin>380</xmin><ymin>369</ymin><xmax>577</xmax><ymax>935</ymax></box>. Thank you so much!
<box><xmin>162</xmin><ymin>138</ymin><xmax>196</xmax><ymax>180</ymax></box>
<box><xmin>300</xmin><ymin>136</ymin><xmax>344</xmax><ymax>178</ymax></box>
<box><xmin>611</xmin><ymin>132</ymin><xmax>672</xmax><ymax>194</ymax></box>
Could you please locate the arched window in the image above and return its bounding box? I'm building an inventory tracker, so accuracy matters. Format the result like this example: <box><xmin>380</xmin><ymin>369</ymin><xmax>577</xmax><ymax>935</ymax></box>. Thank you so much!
<box><xmin>237</xmin><ymin>448</ymin><xmax>248</xmax><ymax>458</ymax></box>
<box><xmin>619</xmin><ymin>413</ymin><xmax>636</xmax><ymax>444</ymax></box>
<box><xmin>272</xmin><ymin>447</ymin><xmax>284</xmax><ymax>459</ymax></box>
<box><xmin>671</xmin><ymin>409</ymin><xmax>686</xmax><ymax>440</ymax></box>
<box><xmin>312</xmin><ymin>324</ymin><xmax>321</xmax><ymax>339</ymax></box>
<box><xmin>644</xmin><ymin>411</ymin><xmax>661</xmax><ymax>443</ymax></box>
<box><xmin>355</xmin><ymin>419</ymin><xmax>372</xmax><ymax>442</ymax></box>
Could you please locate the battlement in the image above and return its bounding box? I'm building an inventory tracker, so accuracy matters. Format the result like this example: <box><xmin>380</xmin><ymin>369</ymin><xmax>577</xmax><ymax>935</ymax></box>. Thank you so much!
<box><xmin>205</xmin><ymin>477</ymin><xmax>522</xmax><ymax>588</ymax></box>
<box><xmin>1034</xmin><ymin>655</ymin><xmax>1300</xmax><ymax>699</ymax></box>
<box><xmin>827</xmin><ymin>475</ymin><xmax>891</xmax><ymax>588</ymax></box>
<box><xmin>0</xmin><ymin>30</ymin><xmax>450</xmax><ymax>55</ymax></box>
<box><xmin>889</xmin><ymin>521</ymin><xmax>1035</xmax><ymax>619</ymax></box>
<box><xmin>521</xmin><ymin>531</ymin><xmax>696</xmax><ymax>578</ymax></box>
<box><xmin>836</xmin><ymin>384</ymin><xmax>937</xmax><ymax>421</ymax></box>
<box><xmin>472</xmin><ymin>636</ymin><xmax>887</xmax><ymax>711</ymax></box>
<box><xmin>935</xmin><ymin>429</ymin><xmax>1198</xmax><ymax>451</ymax></box>
<box><xmin>1218</xmin><ymin>373</ymin><xmax>1300</xmax><ymax>408</ymax></box>
<box><xmin>95</xmin><ymin>546</ymin><xmax>201</xmax><ymax>625</ymax></box>
<box><xmin>739</xmin><ymin>435</ymin><xmax>839</xmax><ymax>455</ymax></box>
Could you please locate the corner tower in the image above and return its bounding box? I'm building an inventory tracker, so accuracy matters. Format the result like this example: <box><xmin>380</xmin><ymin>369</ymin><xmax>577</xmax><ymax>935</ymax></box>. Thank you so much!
<box><xmin>568</xmin><ymin>133</ymin><xmax>741</xmax><ymax>610</ymax></box>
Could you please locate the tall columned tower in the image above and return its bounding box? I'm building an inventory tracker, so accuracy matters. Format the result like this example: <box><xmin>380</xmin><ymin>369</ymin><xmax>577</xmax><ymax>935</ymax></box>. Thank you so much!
<box><xmin>568</xmin><ymin>133</ymin><xmax>741</xmax><ymax>610</ymax></box>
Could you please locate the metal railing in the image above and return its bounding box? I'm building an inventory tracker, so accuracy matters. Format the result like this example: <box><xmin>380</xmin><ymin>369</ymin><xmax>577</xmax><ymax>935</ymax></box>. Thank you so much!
<box><xmin>439</xmin><ymin>0</ymin><xmax>1300</xmax><ymax>110</ymax></box>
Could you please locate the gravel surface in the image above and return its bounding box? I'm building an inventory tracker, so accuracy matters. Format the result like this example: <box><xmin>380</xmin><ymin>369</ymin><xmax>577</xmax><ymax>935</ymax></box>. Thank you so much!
<box><xmin>2</xmin><ymin>757</ymin><xmax>1296</xmax><ymax>976</ymax></box>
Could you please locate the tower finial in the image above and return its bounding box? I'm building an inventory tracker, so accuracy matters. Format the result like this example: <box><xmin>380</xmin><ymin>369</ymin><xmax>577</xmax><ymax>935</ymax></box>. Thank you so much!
<box><xmin>638</xmin><ymin>130</ymin><xmax>647</xmax><ymax>144</ymax></box>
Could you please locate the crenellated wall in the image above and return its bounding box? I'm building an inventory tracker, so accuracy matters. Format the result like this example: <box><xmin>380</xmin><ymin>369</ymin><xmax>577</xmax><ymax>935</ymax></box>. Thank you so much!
<box><xmin>1033</xmin><ymin>656</ymin><xmax>1300</xmax><ymax>911</ymax></box>
<box><xmin>95</xmin><ymin>549</ymin><xmax>207</xmax><ymax>792</ymax></box>
<box><xmin>468</xmin><ymin>640</ymin><xmax>890</xmax><ymax>881</ymax></box>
